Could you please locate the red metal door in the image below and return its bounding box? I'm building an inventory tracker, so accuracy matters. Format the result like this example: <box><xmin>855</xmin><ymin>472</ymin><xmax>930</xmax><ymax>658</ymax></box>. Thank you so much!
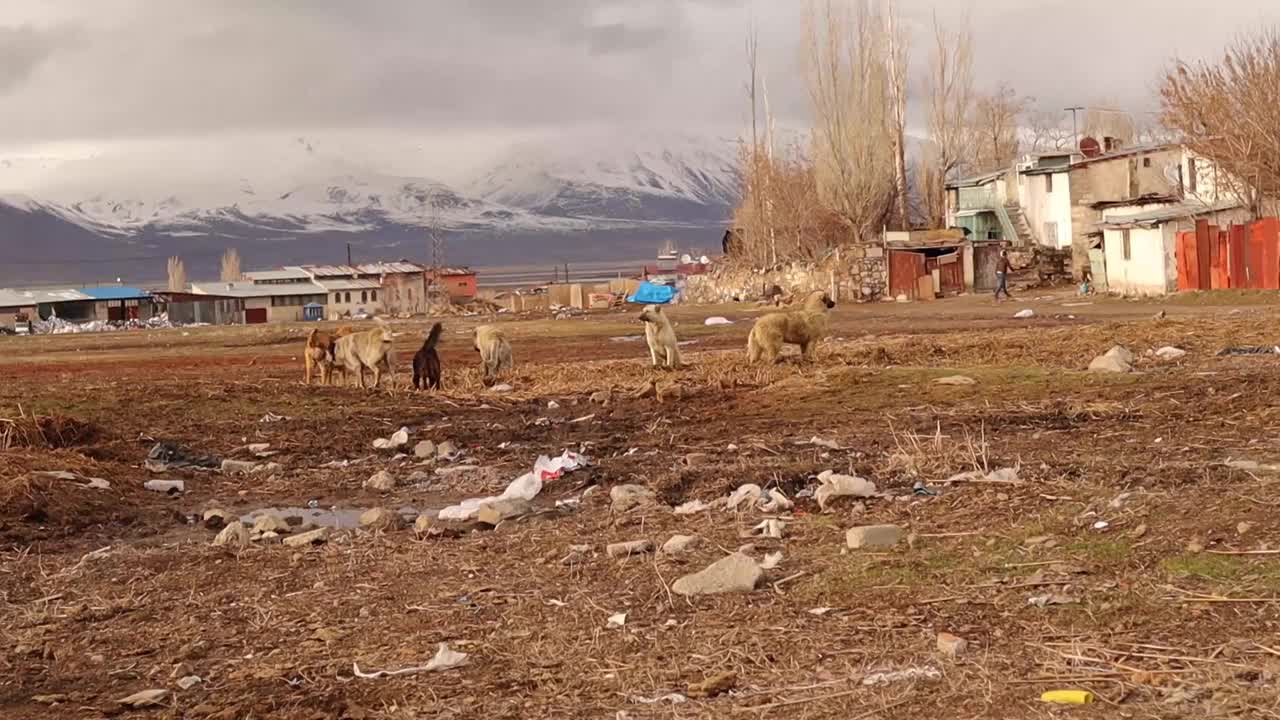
<box><xmin>938</xmin><ymin>248</ymin><xmax>964</xmax><ymax>294</ymax></box>
<box><xmin>245</xmin><ymin>308</ymin><xmax>267</xmax><ymax>324</ymax></box>
<box><xmin>889</xmin><ymin>251</ymin><xmax>926</xmax><ymax>300</ymax></box>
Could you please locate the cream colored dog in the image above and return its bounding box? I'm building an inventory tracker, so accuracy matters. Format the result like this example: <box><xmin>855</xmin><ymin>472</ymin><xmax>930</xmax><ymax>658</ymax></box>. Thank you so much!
<box><xmin>746</xmin><ymin>290</ymin><xmax>836</xmax><ymax>364</ymax></box>
<box><xmin>332</xmin><ymin>321</ymin><xmax>396</xmax><ymax>389</ymax></box>
<box><xmin>473</xmin><ymin>324</ymin><xmax>512</xmax><ymax>384</ymax></box>
<box><xmin>638</xmin><ymin>304</ymin><xmax>681</xmax><ymax>369</ymax></box>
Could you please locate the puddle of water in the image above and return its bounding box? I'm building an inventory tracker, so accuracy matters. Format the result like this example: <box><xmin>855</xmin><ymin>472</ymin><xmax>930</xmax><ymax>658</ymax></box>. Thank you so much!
<box><xmin>241</xmin><ymin>506</ymin><xmax>425</xmax><ymax>530</ymax></box>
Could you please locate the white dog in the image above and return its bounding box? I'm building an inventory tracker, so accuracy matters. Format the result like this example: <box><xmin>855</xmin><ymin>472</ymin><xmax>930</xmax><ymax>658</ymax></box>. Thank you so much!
<box><xmin>638</xmin><ymin>304</ymin><xmax>681</xmax><ymax>369</ymax></box>
<box><xmin>332</xmin><ymin>321</ymin><xmax>396</xmax><ymax>389</ymax></box>
<box><xmin>473</xmin><ymin>324</ymin><xmax>512</xmax><ymax>384</ymax></box>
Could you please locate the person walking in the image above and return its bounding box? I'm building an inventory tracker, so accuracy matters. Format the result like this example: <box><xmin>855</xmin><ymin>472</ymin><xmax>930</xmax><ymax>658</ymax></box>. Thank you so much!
<box><xmin>994</xmin><ymin>249</ymin><xmax>1012</xmax><ymax>300</ymax></box>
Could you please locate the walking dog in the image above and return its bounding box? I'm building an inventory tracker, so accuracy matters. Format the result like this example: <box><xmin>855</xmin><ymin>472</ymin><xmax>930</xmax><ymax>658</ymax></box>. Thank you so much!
<box><xmin>412</xmin><ymin>322</ymin><xmax>444</xmax><ymax>390</ymax></box>
<box><xmin>746</xmin><ymin>290</ymin><xmax>836</xmax><ymax>364</ymax></box>
<box><xmin>304</xmin><ymin>325</ymin><xmax>355</xmax><ymax>385</ymax></box>
<box><xmin>472</xmin><ymin>324</ymin><xmax>512</xmax><ymax>384</ymax></box>
<box><xmin>332</xmin><ymin>321</ymin><xmax>397</xmax><ymax>389</ymax></box>
<box><xmin>638</xmin><ymin>304</ymin><xmax>681</xmax><ymax>369</ymax></box>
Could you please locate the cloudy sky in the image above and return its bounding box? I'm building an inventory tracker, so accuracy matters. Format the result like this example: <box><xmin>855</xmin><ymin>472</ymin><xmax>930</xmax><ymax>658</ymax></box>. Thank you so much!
<box><xmin>2</xmin><ymin>0</ymin><xmax>1278</xmax><ymax>186</ymax></box>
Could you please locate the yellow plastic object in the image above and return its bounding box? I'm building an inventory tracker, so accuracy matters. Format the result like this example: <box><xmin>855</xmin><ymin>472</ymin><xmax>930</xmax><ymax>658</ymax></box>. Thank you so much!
<box><xmin>1041</xmin><ymin>690</ymin><xmax>1094</xmax><ymax>704</ymax></box>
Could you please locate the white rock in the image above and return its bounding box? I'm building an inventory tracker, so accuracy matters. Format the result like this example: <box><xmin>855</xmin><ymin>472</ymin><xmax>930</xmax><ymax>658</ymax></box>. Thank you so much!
<box><xmin>220</xmin><ymin>459</ymin><xmax>259</xmax><ymax>475</ymax></box>
<box><xmin>212</xmin><ymin>521</ymin><xmax>250</xmax><ymax>549</ymax></box>
<box><xmin>1088</xmin><ymin>354</ymin><xmax>1132</xmax><ymax>373</ymax></box>
<box><xmin>283</xmin><ymin>527</ymin><xmax>331</xmax><ymax>547</ymax></box>
<box><xmin>176</xmin><ymin>675</ymin><xmax>202</xmax><ymax>690</ymax></box>
<box><xmin>704</xmin><ymin>316</ymin><xmax>734</xmax><ymax>326</ymax></box>
<box><xmin>413</xmin><ymin>440</ymin><xmax>436</xmax><ymax>459</ymax></box>
<box><xmin>672</xmin><ymin>553</ymin><xmax>763</xmax><ymax>596</ymax></box>
<box><xmin>1014</xmin><ymin>309</ymin><xmax>1035</xmax><ymax>319</ymax></box>
<box><xmin>1155</xmin><ymin>346</ymin><xmax>1187</xmax><ymax>360</ymax></box>
<box><xmin>933</xmin><ymin>375</ymin><xmax>976</xmax><ymax>386</ymax></box>
<box><xmin>252</xmin><ymin>514</ymin><xmax>291</xmax><ymax>534</ymax></box>
<box><xmin>726</xmin><ymin>483</ymin><xmax>763</xmax><ymax>511</ymax></box>
<box><xmin>364</xmin><ymin>470</ymin><xmax>396</xmax><ymax>492</ymax></box>
<box><xmin>476</xmin><ymin>498</ymin><xmax>533</xmax><ymax>525</ymax></box>
<box><xmin>117</xmin><ymin>689</ymin><xmax>168</xmax><ymax>708</ymax></box>
<box><xmin>143</xmin><ymin>479</ymin><xmax>184</xmax><ymax>495</ymax></box>
<box><xmin>490</xmin><ymin>384</ymin><xmax>514</xmax><ymax>394</ymax></box>
<box><xmin>661</xmin><ymin>535</ymin><xmax>702</xmax><ymax>554</ymax></box>
<box><xmin>359</xmin><ymin>507</ymin><xmax>404</xmax><ymax>531</ymax></box>
<box><xmin>846</xmin><ymin>524</ymin><xmax>903</xmax><ymax>549</ymax></box>
<box><xmin>1105</xmin><ymin>345</ymin><xmax>1135</xmax><ymax>363</ymax></box>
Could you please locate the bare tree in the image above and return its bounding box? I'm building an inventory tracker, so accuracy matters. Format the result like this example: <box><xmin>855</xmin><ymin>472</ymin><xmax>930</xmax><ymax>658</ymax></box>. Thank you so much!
<box><xmin>921</xmin><ymin>12</ymin><xmax>975</xmax><ymax>227</ymax></box>
<box><xmin>804</xmin><ymin>0</ymin><xmax>896</xmax><ymax>241</ymax></box>
<box><xmin>1026</xmin><ymin>109</ymin><xmax>1074</xmax><ymax>152</ymax></box>
<box><xmin>219</xmin><ymin>248</ymin><xmax>242</xmax><ymax>282</ymax></box>
<box><xmin>1082</xmin><ymin>103</ymin><xmax>1137</xmax><ymax>147</ymax></box>
<box><xmin>885</xmin><ymin>0</ymin><xmax>911</xmax><ymax>229</ymax></box>
<box><xmin>1160</xmin><ymin>28</ymin><xmax>1280</xmax><ymax>216</ymax></box>
<box><xmin>972</xmin><ymin>82</ymin><xmax>1028</xmax><ymax>173</ymax></box>
<box><xmin>167</xmin><ymin>256</ymin><xmax>187</xmax><ymax>292</ymax></box>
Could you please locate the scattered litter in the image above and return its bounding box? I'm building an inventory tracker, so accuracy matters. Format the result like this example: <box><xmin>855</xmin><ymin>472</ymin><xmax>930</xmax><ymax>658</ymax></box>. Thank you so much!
<box><xmin>940</xmin><ymin>467</ymin><xmax>1020</xmax><ymax>485</ymax></box>
<box><xmin>1155</xmin><ymin>346</ymin><xmax>1187</xmax><ymax>361</ymax></box>
<box><xmin>912</xmin><ymin>480</ymin><xmax>937</xmax><ymax>497</ymax></box>
<box><xmin>726</xmin><ymin>484</ymin><xmax>763</xmax><ymax>511</ymax></box>
<box><xmin>145</xmin><ymin>441</ymin><xmax>220</xmax><ymax>472</ymax></box>
<box><xmin>1218</xmin><ymin>346</ymin><xmax>1280</xmax><ymax>356</ymax></box>
<box><xmin>570</xmin><ymin>414</ymin><xmax>596</xmax><ymax>424</ymax></box>
<box><xmin>933</xmin><ymin>375</ymin><xmax>976</xmax><ymax>386</ymax></box>
<box><xmin>607</xmin><ymin>612</ymin><xmax>627</xmax><ymax>628</ymax></box>
<box><xmin>808</xmin><ymin>607</ymin><xmax>837</xmax><ymax>616</ymax></box>
<box><xmin>752</xmin><ymin>519</ymin><xmax>786</xmax><ymax>539</ymax></box>
<box><xmin>547</xmin><ymin>400</ymin><xmax>561</xmax><ymax>410</ymax></box>
<box><xmin>1041</xmin><ymin>690</ymin><xmax>1094</xmax><ymax>705</ymax></box>
<box><xmin>862</xmin><ymin>667</ymin><xmax>942</xmax><ymax>686</ymax></box>
<box><xmin>758</xmin><ymin>488</ymin><xmax>793</xmax><ymax>513</ymax></box>
<box><xmin>373</xmin><ymin>427</ymin><xmax>410</xmax><ymax>451</ymax></box>
<box><xmin>259</xmin><ymin>412</ymin><xmax>287</xmax><ymax>423</ymax></box>
<box><xmin>352</xmin><ymin>643</ymin><xmax>469</xmax><ymax>678</ymax></box>
<box><xmin>1092</xmin><ymin>520</ymin><xmax>1110</xmax><ymax>531</ymax></box>
<box><xmin>33</xmin><ymin>470</ymin><xmax>110</xmax><ymax>490</ymax></box>
<box><xmin>704</xmin><ymin>316</ymin><xmax>734</xmax><ymax>326</ymax></box>
<box><xmin>673</xmin><ymin>499</ymin><xmax>713</xmax><ymax>515</ymax></box>
<box><xmin>815</xmin><ymin>470</ymin><xmax>877</xmax><ymax>510</ymax></box>
<box><xmin>804</xmin><ymin>436</ymin><xmax>841</xmax><ymax>450</ymax></box>
<box><xmin>117</xmin><ymin>689</ymin><xmax>169</xmax><ymax>708</ymax></box>
<box><xmin>144</xmin><ymin>479</ymin><xmax>185</xmax><ymax>495</ymax></box>
<box><xmin>629</xmin><ymin>692</ymin><xmax>688</xmax><ymax>705</ymax></box>
<box><xmin>1028</xmin><ymin>593</ymin><xmax>1078</xmax><ymax>608</ymax></box>
<box><xmin>609</xmin><ymin>335</ymin><xmax>644</xmax><ymax>343</ymax></box>
<box><xmin>439</xmin><ymin>451</ymin><xmax>588</xmax><ymax>521</ymax></box>
<box><xmin>1014</xmin><ymin>309</ymin><xmax>1035</xmax><ymax>319</ymax></box>
<box><xmin>761</xmin><ymin>551</ymin><xmax>782</xmax><ymax>570</ymax></box>
<box><xmin>490</xmin><ymin>384</ymin><xmax>514</xmax><ymax>394</ymax></box>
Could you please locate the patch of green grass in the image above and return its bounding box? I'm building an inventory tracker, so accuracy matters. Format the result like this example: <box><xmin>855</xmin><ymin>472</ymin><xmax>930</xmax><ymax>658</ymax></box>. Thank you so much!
<box><xmin>1162</xmin><ymin>553</ymin><xmax>1280</xmax><ymax>591</ymax></box>
<box><xmin>1064</xmin><ymin>538</ymin><xmax>1133</xmax><ymax>566</ymax></box>
<box><xmin>797</xmin><ymin>549</ymin><xmax>969</xmax><ymax>603</ymax></box>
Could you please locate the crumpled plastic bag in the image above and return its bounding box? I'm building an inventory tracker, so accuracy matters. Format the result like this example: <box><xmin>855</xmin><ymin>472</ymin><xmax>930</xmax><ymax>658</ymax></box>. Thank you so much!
<box><xmin>438</xmin><ymin>450</ymin><xmax>588</xmax><ymax>521</ymax></box>
<box><xmin>814</xmin><ymin>470</ymin><xmax>877</xmax><ymax>510</ymax></box>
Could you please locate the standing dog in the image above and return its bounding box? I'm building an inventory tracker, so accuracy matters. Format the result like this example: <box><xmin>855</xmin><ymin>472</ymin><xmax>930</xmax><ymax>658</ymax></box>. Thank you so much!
<box><xmin>473</xmin><ymin>324</ymin><xmax>512</xmax><ymax>385</ymax></box>
<box><xmin>332</xmin><ymin>321</ymin><xmax>396</xmax><ymax>389</ymax></box>
<box><xmin>412</xmin><ymin>322</ymin><xmax>444</xmax><ymax>390</ymax></box>
<box><xmin>638</xmin><ymin>304</ymin><xmax>681</xmax><ymax>369</ymax></box>
<box><xmin>746</xmin><ymin>290</ymin><xmax>836</xmax><ymax>364</ymax></box>
<box><xmin>304</xmin><ymin>325</ymin><xmax>355</xmax><ymax>385</ymax></box>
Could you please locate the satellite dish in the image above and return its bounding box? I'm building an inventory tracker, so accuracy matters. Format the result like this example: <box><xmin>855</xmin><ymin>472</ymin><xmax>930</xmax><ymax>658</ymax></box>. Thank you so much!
<box><xmin>1079</xmin><ymin>136</ymin><xmax>1103</xmax><ymax>159</ymax></box>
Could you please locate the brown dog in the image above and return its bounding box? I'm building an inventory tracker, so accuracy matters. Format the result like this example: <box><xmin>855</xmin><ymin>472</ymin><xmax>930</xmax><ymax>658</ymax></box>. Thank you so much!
<box><xmin>746</xmin><ymin>290</ymin><xmax>835</xmax><ymax>364</ymax></box>
<box><xmin>304</xmin><ymin>325</ymin><xmax>355</xmax><ymax>384</ymax></box>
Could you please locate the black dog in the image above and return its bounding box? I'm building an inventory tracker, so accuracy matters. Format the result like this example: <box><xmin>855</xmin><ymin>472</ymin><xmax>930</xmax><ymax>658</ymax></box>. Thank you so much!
<box><xmin>412</xmin><ymin>322</ymin><xmax>444</xmax><ymax>390</ymax></box>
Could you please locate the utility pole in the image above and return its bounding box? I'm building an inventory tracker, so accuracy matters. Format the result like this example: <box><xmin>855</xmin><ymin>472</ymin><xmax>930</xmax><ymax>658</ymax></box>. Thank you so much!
<box><xmin>346</xmin><ymin>242</ymin><xmax>352</xmax><ymax>267</ymax></box>
<box><xmin>564</xmin><ymin>262</ymin><xmax>569</xmax><ymax>283</ymax></box>
<box><xmin>1065</xmin><ymin>106</ymin><xmax>1085</xmax><ymax>151</ymax></box>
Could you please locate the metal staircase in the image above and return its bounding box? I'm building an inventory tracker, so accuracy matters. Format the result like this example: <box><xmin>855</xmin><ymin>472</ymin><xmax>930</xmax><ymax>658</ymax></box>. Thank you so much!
<box><xmin>995</xmin><ymin>203</ymin><xmax>1037</xmax><ymax>246</ymax></box>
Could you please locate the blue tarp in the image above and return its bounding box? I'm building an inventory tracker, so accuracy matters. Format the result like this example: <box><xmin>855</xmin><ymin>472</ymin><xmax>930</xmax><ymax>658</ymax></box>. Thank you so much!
<box><xmin>627</xmin><ymin>281</ymin><xmax>677</xmax><ymax>305</ymax></box>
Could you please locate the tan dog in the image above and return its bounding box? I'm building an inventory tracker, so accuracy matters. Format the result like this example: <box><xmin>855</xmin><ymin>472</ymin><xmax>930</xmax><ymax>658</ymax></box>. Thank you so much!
<box><xmin>746</xmin><ymin>290</ymin><xmax>836</xmax><ymax>364</ymax></box>
<box><xmin>638</xmin><ymin>304</ymin><xmax>680</xmax><ymax>369</ymax></box>
<box><xmin>473</xmin><ymin>324</ymin><xmax>512</xmax><ymax>384</ymax></box>
<box><xmin>332</xmin><ymin>321</ymin><xmax>396</xmax><ymax>389</ymax></box>
<box><xmin>304</xmin><ymin>325</ymin><xmax>355</xmax><ymax>385</ymax></box>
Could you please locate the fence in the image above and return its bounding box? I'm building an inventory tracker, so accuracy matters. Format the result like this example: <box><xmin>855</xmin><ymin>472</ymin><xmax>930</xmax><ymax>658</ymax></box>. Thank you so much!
<box><xmin>1177</xmin><ymin>218</ymin><xmax>1280</xmax><ymax>291</ymax></box>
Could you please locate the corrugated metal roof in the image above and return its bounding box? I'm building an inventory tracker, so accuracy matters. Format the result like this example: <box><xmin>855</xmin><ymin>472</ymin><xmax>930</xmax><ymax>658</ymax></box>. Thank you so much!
<box><xmin>243</xmin><ymin>268</ymin><xmax>313</xmax><ymax>281</ymax></box>
<box><xmin>302</xmin><ymin>261</ymin><xmax>425</xmax><ymax>277</ymax></box>
<box><xmin>0</xmin><ymin>288</ymin><xmax>93</xmax><ymax>307</ymax></box>
<box><xmin>78</xmin><ymin>287</ymin><xmax>152</xmax><ymax>301</ymax></box>
<box><xmin>190</xmin><ymin>281</ymin><xmax>327</xmax><ymax>298</ymax></box>
<box><xmin>1071</xmin><ymin>143</ymin><xmax>1178</xmax><ymax>168</ymax></box>
<box><xmin>1099</xmin><ymin>200</ymin><xmax>1241</xmax><ymax>229</ymax></box>
<box><xmin>313</xmin><ymin>278</ymin><xmax>382</xmax><ymax>291</ymax></box>
<box><xmin>946</xmin><ymin>170</ymin><xmax>1004</xmax><ymax>189</ymax></box>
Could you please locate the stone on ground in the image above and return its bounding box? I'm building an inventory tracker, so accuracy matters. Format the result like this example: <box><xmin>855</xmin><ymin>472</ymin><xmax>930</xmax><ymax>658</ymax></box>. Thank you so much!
<box><xmin>606</xmin><ymin>539</ymin><xmax>654</xmax><ymax>558</ymax></box>
<box><xmin>1155</xmin><ymin>346</ymin><xmax>1187</xmax><ymax>360</ymax></box>
<box><xmin>933</xmin><ymin>375</ymin><xmax>976</xmax><ymax>386</ymax></box>
<box><xmin>1088</xmin><ymin>354</ymin><xmax>1132</xmax><ymax>373</ymax></box>
<box><xmin>610</xmin><ymin>484</ymin><xmax>656</xmax><ymax>513</ymax></box>
<box><xmin>413</xmin><ymin>440</ymin><xmax>436</xmax><ymax>459</ymax></box>
<box><xmin>662</xmin><ymin>534</ymin><xmax>702</xmax><ymax>555</ymax></box>
<box><xmin>672</xmin><ymin>553</ymin><xmax>763</xmax><ymax>596</ymax></box>
<box><xmin>364</xmin><ymin>470</ymin><xmax>396</xmax><ymax>492</ymax></box>
<box><xmin>283</xmin><ymin>527</ymin><xmax>331</xmax><ymax>547</ymax></box>
<box><xmin>252</xmin><ymin>514</ymin><xmax>292</xmax><ymax>534</ymax></box>
<box><xmin>359</xmin><ymin>507</ymin><xmax>404</xmax><ymax>531</ymax></box>
<box><xmin>937</xmin><ymin>632</ymin><xmax>968</xmax><ymax>658</ymax></box>
<box><xmin>476</xmin><ymin>498</ymin><xmax>533</xmax><ymax>526</ymax></box>
<box><xmin>590</xmin><ymin>390</ymin><xmax>612</xmax><ymax>405</ymax></box>
<box><xmin>220</xmin><ymin>459</ymin><xmax>259</xmax><ymax>475</ymax></box>
<box><xmin>1014</xmin><ymin>309</ymin><xmax>1034</xmax><ymax>319</ymax></box>
<box><xmin>846</xmin><ymin>524</ymin><xmax>903</xmax><ymax>549</ymax></box>
<box><xmin>202</xmin><ymin>508</ymin><xmax>230</xmax><ymax>529</ymax></box>
<box><xmin>213</xmin><ymin>521</ymin><xmax>250</xmax><ymax>549</ymax></box>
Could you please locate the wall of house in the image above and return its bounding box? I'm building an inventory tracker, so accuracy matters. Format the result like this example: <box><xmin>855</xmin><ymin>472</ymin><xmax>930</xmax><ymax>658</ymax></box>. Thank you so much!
<box><xmin>1103</xmin><ymin>225</ymin><xmax>1173</xmax><ymax>296</ymax></box>
<box><xmin>682</xmin><ymin>245</ymin><xmax>888</xmax><ymax>304</ymax></box>
<box><xmin>381</xmin><ymin>273</ymin><xmax>427</xmax><ymax>315</ymax></box>
<box><xmin>1018</xmin><ymin>171</ymin><xmax>1073</xmax><ymax>249</ymax></box>
<box><xmin>1068</xmin><ymin>147</ymin><xmax>1183</xmax><ymax>277</ymax></box>
<box><xmin>441</xmin><ymin>274</ymin><xmax>478</xmax><ymax>301</ymax></box>
<box><xmin>325</xmin><ymin>289</ymin><xmax>382</xmax><ymax>320</ymax></box>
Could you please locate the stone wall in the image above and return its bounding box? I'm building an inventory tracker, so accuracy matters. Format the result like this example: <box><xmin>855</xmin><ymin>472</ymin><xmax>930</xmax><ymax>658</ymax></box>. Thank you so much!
<box><xmin>683</xmin><ymin>245</ymin><xmax>888</xmax><ymax>304</ymax></box>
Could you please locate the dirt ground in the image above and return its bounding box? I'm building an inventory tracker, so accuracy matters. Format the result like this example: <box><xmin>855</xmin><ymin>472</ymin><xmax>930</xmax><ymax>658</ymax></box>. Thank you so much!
<box><xmin>4</xmin><ymin>289</ymin><xmax>1280</xmax><ymax>719</ymax></box>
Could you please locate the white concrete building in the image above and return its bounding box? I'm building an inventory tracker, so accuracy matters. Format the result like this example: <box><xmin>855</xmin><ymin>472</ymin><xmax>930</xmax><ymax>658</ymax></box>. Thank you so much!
<box><xmin>1016</xmin><ymin>153</ymin><xmax>1074</xmax><ymax>250</ymax></box>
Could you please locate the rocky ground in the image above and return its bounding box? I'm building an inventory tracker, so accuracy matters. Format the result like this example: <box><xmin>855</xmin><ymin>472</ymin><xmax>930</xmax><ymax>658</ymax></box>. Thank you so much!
<box><xmin>3</xmin><ymin>290</ymin><xmax>1280</xmax><ymax>719</ymax></box>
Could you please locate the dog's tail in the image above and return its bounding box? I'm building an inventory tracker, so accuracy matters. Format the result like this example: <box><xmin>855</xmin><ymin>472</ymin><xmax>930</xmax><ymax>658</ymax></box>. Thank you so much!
<box><xmin>306</xmin><ymin>327</ymin><xmax>318</xmax><ymax>345</ymax></box>
<box><xmin>424</xmin><ymin>322</ymin><xmax>443</xmax><ymax>351</ymax></box>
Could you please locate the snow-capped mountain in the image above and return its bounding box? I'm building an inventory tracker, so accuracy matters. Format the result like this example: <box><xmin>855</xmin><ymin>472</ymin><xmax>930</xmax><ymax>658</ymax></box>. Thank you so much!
<box><xmin>0</xmin><ymin>131</ymin><xmax>744</xmax><ymax>285</ymax></box>
<box><xmin>469</xmin><ymin>132</ymin><xmax>742</xmax><ymax>225</ymax></box>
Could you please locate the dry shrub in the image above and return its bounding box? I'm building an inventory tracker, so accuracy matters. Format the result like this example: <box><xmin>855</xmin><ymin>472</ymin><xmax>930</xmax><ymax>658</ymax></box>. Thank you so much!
<box><xmin>883</xmin><ymin>422</ymin><xmax>990</xmax><ymax>480</ymax></box>
<box><xmin>0</xmin><ymin>413</ymin><xmax>98</xmax><ymax>450</ymax></box>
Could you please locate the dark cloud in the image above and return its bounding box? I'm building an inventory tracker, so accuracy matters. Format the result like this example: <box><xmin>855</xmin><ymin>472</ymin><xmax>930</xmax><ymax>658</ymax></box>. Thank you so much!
<box><xmin>0</xmin><ymin>24</ymin><xmax>75</xmax><ymax>94</ymax></box>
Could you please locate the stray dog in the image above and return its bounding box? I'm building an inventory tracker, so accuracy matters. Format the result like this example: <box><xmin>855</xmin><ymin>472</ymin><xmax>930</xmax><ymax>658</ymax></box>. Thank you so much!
<box><xmin>746</xmin><ymin>290</ymin><xmax>836</xmax><ymax>364</ymax></box>
<box><xmin>412</xmin><ymin>322</ymin><xmax>444</xmax><ymax>390</ymax></box>
<box><xmin>332</xmin><ymin>321</ymin><xmax>396</xmax><ymax>389</ymax></box>
<box><xmin>638</xmin><ymin>304</ymin><xmax>681</xmax><ymax>369</ymax></box>
<box><xmin>473</xmin><ymin>324</ymin><xmax>512</xmax><ymax>384</ymax></box>
<box><xmin>304</xmin><ymin>325</ymin><xmax>355</xmax><ymax>385</ymax></box>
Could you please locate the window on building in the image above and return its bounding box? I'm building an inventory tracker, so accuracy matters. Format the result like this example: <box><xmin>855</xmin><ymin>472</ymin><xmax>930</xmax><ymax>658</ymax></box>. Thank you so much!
<box><xmin>1122</xmin><ymin>229</ymin><xmax>1132</xmax><ymax>261</ymax></box>
<box><xmin>333</xmin><ymin>293</ymin><xmax>340</xmax><ymax>303</ymax></box>
<box><xmin>1044</xmin><ymin>222</ymin><xmax>1058</xmax><ymax>246</ymax></box>
<box><xmin>360</xmin><ymin>290</ymin><xmax>368</xmax><ymax>304</ymax></box>
<box><xmin>371</xmin><ymin>290</ymin><xmax>378</xmax><ymax>302</ymax></box>
<box><xmin>344</xmin><ymin>292</ymin><xmax>351</xmax><ymax>303</ymax></box>
<box><xmin>1044</xmin><ymin>174</ymin><xmax>1054</xmax><ymax>193</ymax></box>
<box><xmin>1143</xmin><ymin>158</ymin><xmax>1152</xmax><ymax>168</ymax></box>
<box><xmin>407</xmin><ymin>288</ymin><xmax>413</xmax><ymax>301</ymax></box>
<box><xmin>1188</xmin><ymin>158</ymin><xmax>1199</xmax><ymax>194</ymax></box>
